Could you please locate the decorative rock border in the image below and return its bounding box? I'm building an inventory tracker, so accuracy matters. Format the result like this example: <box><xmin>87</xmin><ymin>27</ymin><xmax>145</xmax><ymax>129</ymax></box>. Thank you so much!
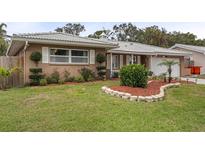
<box><xmin>101</xmin><ymin>82</ymin><xmax>181</xmax><ymax>102</ymax></box>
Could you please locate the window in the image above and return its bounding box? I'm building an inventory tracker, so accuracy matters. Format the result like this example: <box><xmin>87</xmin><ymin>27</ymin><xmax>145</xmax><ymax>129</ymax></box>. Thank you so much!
<box><xmin>112</xmin><ymin>55</ymin><xmax>119</xmax><ymax>69</ymax></box>
<box><xmin>49</xmin><ymin>48</ymin><xmax>89</xmax><ymax>64</ymax></box>
<box><xmin>71</xmin><ymin>50</ymin><xmax>89</xmax><ymax>63</ymax></box>
<box><xmin>50</xmin><ymin>49</ymin><xmax>69</xmax><ymax>63</ymax></box>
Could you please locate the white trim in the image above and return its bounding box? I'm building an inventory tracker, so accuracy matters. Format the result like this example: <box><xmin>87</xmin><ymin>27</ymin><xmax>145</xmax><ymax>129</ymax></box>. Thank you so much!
<box><xmin>110</xmin><ymin>53</ymin><xmax>113</xmax><ymax>78</ymax></box>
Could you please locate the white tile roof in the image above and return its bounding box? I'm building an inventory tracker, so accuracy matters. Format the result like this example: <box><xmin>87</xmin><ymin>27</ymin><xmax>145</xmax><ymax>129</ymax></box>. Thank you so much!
<box><xmin>170</xmin><ymin>43</ymin><xmax>205</xmax><ymax>54</ymax></box>
<box><xmin>13</xmin><ymin>32</ymin><xmax>118</xmax><ymax>47</ymax></box>
<box><xmin>109</xmin><ymin>41</ymin><xmax>190</xmax><ymax>56</ymax></box>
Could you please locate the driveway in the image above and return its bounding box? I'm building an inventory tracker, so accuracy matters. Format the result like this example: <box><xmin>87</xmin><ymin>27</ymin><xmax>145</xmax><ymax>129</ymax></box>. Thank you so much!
<box><xmin>181</xmin><ymin>77</ymin><xmax>205</xmax><ymax>85</ymax></box>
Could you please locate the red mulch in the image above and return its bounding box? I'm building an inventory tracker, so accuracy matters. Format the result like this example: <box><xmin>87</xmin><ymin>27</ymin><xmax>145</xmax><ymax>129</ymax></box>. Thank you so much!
<box><xmin>111</xmin><ymin>80</ymin><xmax>177</xmax><ymax>96</ymax></box>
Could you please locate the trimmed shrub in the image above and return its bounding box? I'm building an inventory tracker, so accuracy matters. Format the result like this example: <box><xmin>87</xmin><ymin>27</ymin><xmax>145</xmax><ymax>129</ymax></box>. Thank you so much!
<box><xmin>40</xmin><ymin>79</ymin><xmax>47</xmax><ymax>86</ymax></box>
<box><xmin>96</xmin><ymin>53</ymin><xmax>106</xmax><ymax>80</ymax></box>
<box><xmin>29</xmin><ymin>68</ymin><xmax>42</xmax><ymax>74</ymax></box>
<box><xmin>120</xmin><ymin>64</ymin><xmax>149</xmax><ymax>88</ymax></box>
<box><xmin>30</xmin><ymin>52</ymin><xmax>42</xmax><ymax>66</ymax></box>
<box><xmin>96</xmin><ymin>53</ymin><xmax>106</xmax><ymax>63</ymax></box>
<box><xmin>96</xmin><ymin>66</ymin><xmax>106</xmax><ymax>71</ymax></box>
<box><xmin>79</xmin><ymin>67</ymin><xmax>95</xmax><ymax>82</ymax></box>
<box><xmin>74</xmin><ymin>76</ymin><xmax>84</xmax><ymax>83</ymax></box>
<box><xmin>29</xmin><ymin>68</ymin><xmax>43</xmax><ymax>86</ymax></box>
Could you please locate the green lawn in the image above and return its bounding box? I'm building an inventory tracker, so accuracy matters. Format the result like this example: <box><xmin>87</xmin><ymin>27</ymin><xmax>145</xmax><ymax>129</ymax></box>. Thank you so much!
<box><xmin>0</xmin><ymin>80</ymin><xmax>205</xmax><ymax>131</ymax></box>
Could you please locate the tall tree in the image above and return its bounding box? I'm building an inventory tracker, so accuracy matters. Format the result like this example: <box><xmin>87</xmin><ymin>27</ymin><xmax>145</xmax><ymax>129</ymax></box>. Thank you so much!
<box><xmin>88</xmin><ymin>29</ymin><xmax>115</xmax><ymax>40</ymax></box>
<box><xmin>0</xmin><ymin>23</ymin><xmax>8</xmax><ymax>56</ymax></box>
<box><xmin>113</xmin><ymin>23</ymin><xmax>142</xmax><ymax>42</ymax></box>
<box><xmin>142</xmin><ymin>26</ymin><xmax>169</xmax><ymax>47</ymax></box>
<box><xmin>55</xmin><ymin>23</ymin><xmax>85</xmax><ymax>36</ymax></box>
<box><xmin>0</xmin><ymin>23</ymin><xmax>7</xmax><ymax>37</ymax></box>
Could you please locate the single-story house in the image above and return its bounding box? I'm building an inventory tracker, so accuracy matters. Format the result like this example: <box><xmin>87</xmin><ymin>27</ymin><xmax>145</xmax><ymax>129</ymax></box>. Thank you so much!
<box><xmin>7</xmin><ymin>32</ymin><xmax>190</xmax><ymax>84</ymax></box>
<box><xmin>170</xmin><ymin>43</ymin><xmax>205</xmax><ymax>75</ymax></box>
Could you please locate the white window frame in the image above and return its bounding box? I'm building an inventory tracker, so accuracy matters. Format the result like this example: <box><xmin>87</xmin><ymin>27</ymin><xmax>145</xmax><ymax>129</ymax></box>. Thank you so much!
<box><xmin>49</xmin><ymin>48</ymin><xmax>89</xmax><ymax>65</ymax></box>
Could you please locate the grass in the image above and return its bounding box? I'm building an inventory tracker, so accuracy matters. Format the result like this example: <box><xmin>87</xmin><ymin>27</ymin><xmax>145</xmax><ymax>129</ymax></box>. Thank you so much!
<box><xmin>0</xmin><ymin>80</ymin><xmax>205</xmax><ymax>131</ymax></box>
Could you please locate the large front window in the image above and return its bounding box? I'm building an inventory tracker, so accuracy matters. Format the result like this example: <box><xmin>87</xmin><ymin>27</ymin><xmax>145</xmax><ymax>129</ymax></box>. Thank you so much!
<box><xmin>49</xmin><ymin>48</ymin><xmax>89</xmax><ymax>64</ymax></box>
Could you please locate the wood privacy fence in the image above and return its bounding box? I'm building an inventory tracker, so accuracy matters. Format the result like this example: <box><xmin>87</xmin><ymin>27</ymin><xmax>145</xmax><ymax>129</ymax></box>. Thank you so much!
<box><xmin>0</xmin><ymin>56</ymin><xmax>24</xmax><ymax>89</ymax></box>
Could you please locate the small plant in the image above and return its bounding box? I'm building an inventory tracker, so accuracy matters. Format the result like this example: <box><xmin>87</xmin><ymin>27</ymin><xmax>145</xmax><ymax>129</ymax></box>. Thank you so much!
<box><xmin>96</xmin><ymin>53</ymin><xmax>106</xmax><ymax>80</ymax></box>
<box><xmin>120</xmin><ymin>64</ymin><xmax>149</xmax><ymax>88</ymax></box>
<box><xmin>29</xmin><ymin>68</ymin><xmax>43</xmax><ymax>86</ymax></box>
<box><xmin>0</xmin><ymin>67</ymin><xmax>20</xmax><ymax>90</ymax></box>
<box><xmin>39</xmin><ymin>79</ymin><xmax>47</xmax><ymax>86</ymax></box>
<box><xmin>58</xmin><ymin>79</ymin><xmax>65</xmax><ymax>84</ymax></box>
<box><xmin>148</xmin><ymin>71</ymin><xmax>153</xmax><ymax>76</ymax></box>
<box><xmin>50</xmin><ymin>70</ymin><xmax>60</xmax><ymax>83</ymax></box>
<box><xmin>64</xmin><ymin>69</ymin><xmax>70</xmax><ymax>82</ymax></box>
<box><xmin>67</xmin><ymin>76</ymin><xmax>75</xmax><ymax>82</ymax></box>
<box><xmin>158</xmin><ymin>60</ymin><xmax>179</xmax><ymax>83</ymax></box>
<box><xmin>74</xmin><ymin>76</ymin><xmax>84</xmax><ymax>83</ymax></box>
<box><xmin>30</xmin><ymin>52</ymin><xmax>42</xmax><ymax>66</ymax></box>
<box><xmin>79</xmin><ymin>67</ymin><xmax>95</xmax><ymax>82</ymax></box>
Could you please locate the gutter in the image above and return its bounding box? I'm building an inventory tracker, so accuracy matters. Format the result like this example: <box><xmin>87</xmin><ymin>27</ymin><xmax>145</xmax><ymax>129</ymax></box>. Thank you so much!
<box><xmin>23</xmin><ymin>41</ymin><xmax>29</xmax><ymax>85</ymax></box>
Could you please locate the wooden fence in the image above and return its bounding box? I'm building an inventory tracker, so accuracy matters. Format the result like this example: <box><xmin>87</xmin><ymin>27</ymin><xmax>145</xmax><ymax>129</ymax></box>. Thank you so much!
<box><xmin>0</xmin><ymin>56</ymin><xmax>24</xmax><ymax>89</ymax></box>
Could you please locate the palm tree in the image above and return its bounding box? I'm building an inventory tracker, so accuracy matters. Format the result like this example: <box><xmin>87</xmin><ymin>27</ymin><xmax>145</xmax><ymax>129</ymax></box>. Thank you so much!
<box><xmin>158</xmin><ymin>60</ymin><xmax>179</xmax><ymax>83</ymax></box>
<box><xmin>0</xmin><ymin>23</ymin><xmax>7</xmax><ymax>37</ymax></box>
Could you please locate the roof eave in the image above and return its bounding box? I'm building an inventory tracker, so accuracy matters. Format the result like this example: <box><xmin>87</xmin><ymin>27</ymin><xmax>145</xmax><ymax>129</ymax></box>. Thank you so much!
<box><xmin>12</xmin><ymin>37</ymin><xmax>118</xmax><ymax>49</ymax></box>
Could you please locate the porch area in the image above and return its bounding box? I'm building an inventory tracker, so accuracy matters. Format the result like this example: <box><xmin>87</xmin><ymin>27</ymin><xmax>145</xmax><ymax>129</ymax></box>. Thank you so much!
<box><xmin>106</xmin><ymin>53</ymin><xmax>151</xmax><ymax>78</ymax></box>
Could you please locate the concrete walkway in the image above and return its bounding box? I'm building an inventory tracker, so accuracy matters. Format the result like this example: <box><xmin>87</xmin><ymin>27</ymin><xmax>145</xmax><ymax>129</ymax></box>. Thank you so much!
<box><xmin>181</xmin><ymin>77</ymin><xmax>205</xmax><ymax>85</ymax></box>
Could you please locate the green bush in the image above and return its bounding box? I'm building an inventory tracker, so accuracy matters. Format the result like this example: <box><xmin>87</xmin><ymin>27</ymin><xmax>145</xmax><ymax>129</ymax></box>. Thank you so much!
<box><xmin>74</xmin><ymin>76</ymin><xmax>84</xmax><ymax>83</ymax></box>
<box><xmin>96</xmin><ymin>53</ymin><xmax>106</xmax><ymax>63</ymax></box>
<box><xmin>120</xmin><ymin>64</ymin><xmax>148</xmax><ymax>88</ymax></box>
<box><xmin>67</xmin><ymin>76</ymin><xmax>75</xmax><ymax>82</ymax></box>
<box><xmin>29</xmin><ymin>68</ymin><xmax>42</xmax><ymax>74</ymax></box>
<box><xmin>40</xmin><ymin>79</ymin><xmax>47</xmax><ymax>86</ymax></box>
<box><xmin>50</xmin><ymin>70</ymin><xmax>60</xmax><ymax>83</ymax></box>
<box><xmin>30</xmin><ymin>52</ymin><xmax>42</xmax><ymax>65</ymax></box>
<box><xmin>97</xmin><ymin>71</ymin><xmax>106</xmax><ymax>77</ymax></box>
<box><xmin>29</xmin><ymin>67</ymin><xmax>43</xmax><ymax>86</ymax></box>
<box><xmin>96</xmin><ymin>66</ymin><xmax>106</xmax><ymax>71</ymax></box>
<box><xmin>79</xmin><ymin>67</ymin><xmax>95</xmax><ymax>82</ymax></box>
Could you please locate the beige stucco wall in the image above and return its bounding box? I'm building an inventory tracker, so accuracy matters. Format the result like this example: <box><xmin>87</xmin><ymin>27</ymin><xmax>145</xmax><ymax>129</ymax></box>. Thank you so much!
<box><xmin>23</xmin><ymin>43</ymin><xmax>106</xmax><ymax>83</ymax></box>
<box><xmin>173</xmin><ymin>47</ymin><xmax>205</xmax><ymax>75</ymax></box>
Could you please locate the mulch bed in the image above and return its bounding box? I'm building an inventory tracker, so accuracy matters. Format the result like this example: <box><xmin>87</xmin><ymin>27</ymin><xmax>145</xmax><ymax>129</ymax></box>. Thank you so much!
<box><xmin>110</xmin><ymin>80</ymin><xmax>182</xmax><ymax>96</ymax></box>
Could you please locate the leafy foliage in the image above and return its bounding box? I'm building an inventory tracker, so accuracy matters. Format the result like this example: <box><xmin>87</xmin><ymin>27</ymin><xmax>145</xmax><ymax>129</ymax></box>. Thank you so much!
<box><xmin>74</xmin><ymin>76</ymin><xmax>84</xmax><ymax>83</ymax></box>
<box><xmin>46</xmin><ymin>70</ymin><xmax>60</xmax><ymax>84</ymax></box>
<box><xmin>55</xmin><ymin>23</ymin><xmax>85</xmax><ymax>36</ymax></box>
<box><xmin>89</xmin><ymin>22</ymin><xmax>205</xmax><ymax>48</ymax></box>
<box><xmin>29</xmin><ymin>68</ymin><xmax>43</xmax><ymax>86</ymax></box>
<box><xmin>120</xmin><ymin>64</ymin><xmax>149</xmax><ymax>88</ymax></box>
<box><xmin>158</xmin><ymin>60</ymin><xmax>179</xmax><ymax>83</ymax></box>
<box><xmin>79</xmin><ymin>67</ymin><xmax>95</xmax><ymax>82</ymax></box>
<box><xmin>30</xmin><ymin>52</ymin><xmax>42</xmax><ymax>65</ymax></box>
<box><xmin>0</xmin><ymin>67</ymin><xmax>21</xmax><ymax>89</ymax></box>
<box><xmin>39</xmin><ymin>79</ymin><xmax>47</xmax><ymax>86</ymax></box>
<box><xmin>0</xmin><ymin>23</ymin><xmax>8</xmax><ymax>56</ymax></box>
<box><xmin>96</xmin><ymin>53</ymin><xmax>106</xmax><ymax>79</ymax></box>
<box><xmin>64</xmin><ymin>69</ymin><xmax>71</xmax><ymax>82</ymax></box>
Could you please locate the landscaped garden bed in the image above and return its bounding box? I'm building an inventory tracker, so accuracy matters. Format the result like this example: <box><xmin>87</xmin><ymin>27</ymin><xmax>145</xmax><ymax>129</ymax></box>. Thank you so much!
<box><xmin>110</xmin><ymin>80</ymin><xmax>176</xmax><ymax>96</ymax></box>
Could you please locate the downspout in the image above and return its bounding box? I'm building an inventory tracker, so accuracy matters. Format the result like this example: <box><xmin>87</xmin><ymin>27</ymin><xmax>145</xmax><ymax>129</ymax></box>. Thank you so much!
<box><xmin>23</xmin><ymin>41</ymin><xmax>29</xmax><ymax>85</ymax></box>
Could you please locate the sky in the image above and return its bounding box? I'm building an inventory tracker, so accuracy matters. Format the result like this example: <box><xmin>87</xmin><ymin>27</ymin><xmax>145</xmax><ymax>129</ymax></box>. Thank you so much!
<box><xmin>5</xmin><ymin>22</ymin><xmax>205</xmax><ymax>39</ymax></box>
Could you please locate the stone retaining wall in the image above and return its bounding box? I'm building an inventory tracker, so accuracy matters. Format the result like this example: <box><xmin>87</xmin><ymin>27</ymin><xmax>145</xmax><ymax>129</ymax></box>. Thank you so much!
<box><xmin>101</xmin><ymin>83</ymin><xmax>181</xmax><ymax>102</ymax></box>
